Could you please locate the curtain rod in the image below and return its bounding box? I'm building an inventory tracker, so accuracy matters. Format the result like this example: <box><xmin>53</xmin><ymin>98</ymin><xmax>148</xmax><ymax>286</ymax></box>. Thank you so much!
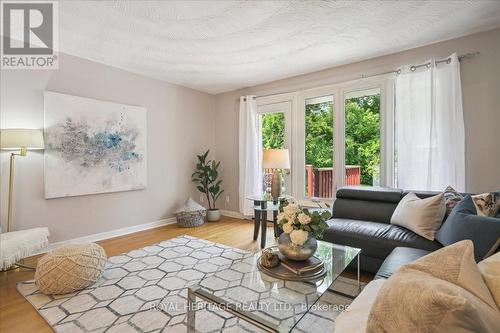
<box><xmin>361</xmin><ymin>51</ymin><xmax>480</xmax><ymax>79</ymax></box>
<box><xmin>243</xmin><ymin>51</ymin><xmax>479</xmax><ymax>101</ymax></box>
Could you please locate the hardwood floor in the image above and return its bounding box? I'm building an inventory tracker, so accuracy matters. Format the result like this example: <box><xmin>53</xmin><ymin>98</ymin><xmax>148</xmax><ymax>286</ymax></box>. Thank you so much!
<box><xmin>0</xmin><ymin>217</ymin><xmax>373</xmax><ymax>332</ymax></box>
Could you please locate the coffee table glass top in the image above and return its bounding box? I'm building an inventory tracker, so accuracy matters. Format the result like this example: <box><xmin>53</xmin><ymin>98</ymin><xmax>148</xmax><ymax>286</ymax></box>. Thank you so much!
<box><xmin>191</xmin><ymin>241</ymin><xmax>361</xmax><ymax>332</ymax></box>
<box><xmin>252</xmin><ymin>203</ymin><xmax>280</xmax><ymax>211</ymax></box>
<box><xmin>246</xmin><ymin>195</ymin><xmax>293</xmax><ymax>202</ymax></box>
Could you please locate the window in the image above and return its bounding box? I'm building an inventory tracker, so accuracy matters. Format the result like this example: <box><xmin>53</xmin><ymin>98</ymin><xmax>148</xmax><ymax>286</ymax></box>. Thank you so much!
<box><xmin>304</xmin><ymin>96</ymin><xmax>334</xmax><ymax>199</ymax></box>
<box><xmin>257</xmin><ymin>101</ymin><xmax>292</xmax><ymax>195</ymax></box>
<box><xmin>344</xmin><ymin>88</ymin><xmax>381</xmax><ymax>186</ymax></box>
<box><xmin>261</xmin><ymin>112</ymin><xmax>285</xmax><ymax>149</ymax></box>
<box><xmin>256</xmin><ymin>77</ymin><xmax>394</xmax><ymax>206</ymax></box>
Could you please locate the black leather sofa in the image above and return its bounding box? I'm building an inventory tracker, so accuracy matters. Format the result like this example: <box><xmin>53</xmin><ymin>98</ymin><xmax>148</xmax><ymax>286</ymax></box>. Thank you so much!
<box><xmin>324</xmin><ymin>186</ymin><xmax>466</xmax><ymax>274</ymax></box>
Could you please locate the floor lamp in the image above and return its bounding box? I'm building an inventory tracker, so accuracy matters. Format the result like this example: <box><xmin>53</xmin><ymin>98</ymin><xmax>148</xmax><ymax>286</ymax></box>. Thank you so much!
<box><xmin>0</xmin><ymin>129</ymin><xmax>44</xmax><ymax>232</ymax></box>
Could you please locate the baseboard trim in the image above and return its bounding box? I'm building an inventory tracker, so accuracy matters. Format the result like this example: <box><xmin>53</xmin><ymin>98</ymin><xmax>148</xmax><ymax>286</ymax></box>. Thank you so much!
<box><xmin>33</xmin><ymin>217</ymin><xmax>177</xmax><ymax>255</ymax></box>
<box><xmin>220</xmin><ymin>210</ymin><xmax>248</xmax><ymax>220</ymax></box>
<box><xmin>34</xmin><ymin>211</ymin><xmax>249</xmax><ymax>256</ymax></box>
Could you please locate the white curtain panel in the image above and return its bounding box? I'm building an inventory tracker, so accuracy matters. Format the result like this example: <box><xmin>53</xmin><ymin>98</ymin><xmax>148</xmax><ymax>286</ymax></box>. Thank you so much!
<box><xmin>395</xmin><ymin>53</ymin><xmax>465</xmax><ymax>191</ymax></box>
<box><xmin>239</xmin><ymin>96</ymin><xmax>262</xmax><ymax>217</ymax></box>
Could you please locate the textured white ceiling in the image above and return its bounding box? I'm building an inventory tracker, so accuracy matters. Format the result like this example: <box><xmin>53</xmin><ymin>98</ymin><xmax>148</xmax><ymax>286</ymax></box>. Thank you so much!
<box><xmin>58</xmin><ymin>1</ymin><xmax>500</xmax><ymax>94</ymax></box>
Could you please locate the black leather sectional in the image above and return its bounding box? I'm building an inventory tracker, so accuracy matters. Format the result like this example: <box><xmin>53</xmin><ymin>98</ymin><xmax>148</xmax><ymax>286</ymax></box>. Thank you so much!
<box><xmin>323</xmin><ymin>186</ymin><xmax>498</xmax><ymax>275</ymax></box>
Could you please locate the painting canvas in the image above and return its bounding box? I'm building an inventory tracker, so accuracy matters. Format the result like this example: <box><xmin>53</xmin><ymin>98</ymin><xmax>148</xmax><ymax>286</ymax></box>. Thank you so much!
<box><xmin>44</xmin><ymin>91</ymin><xmax>147</xmax><ymax>199</ymax></box>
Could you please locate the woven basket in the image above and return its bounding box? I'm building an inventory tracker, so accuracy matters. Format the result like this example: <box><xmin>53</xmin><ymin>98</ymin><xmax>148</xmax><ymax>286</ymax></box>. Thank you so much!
<box><xmin>175</xmin><ymin>209</ymin><xmax>206</xmax><ymax>228</ymax></box>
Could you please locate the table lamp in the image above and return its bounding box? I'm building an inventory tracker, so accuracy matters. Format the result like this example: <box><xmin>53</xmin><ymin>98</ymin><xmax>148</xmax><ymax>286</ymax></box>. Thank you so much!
<box><xmin>1</xmin><ymin>129</ymin><xmax>44</xmax><ymax>232</ymax></box>
<box><xmin>262</xmin><ymin>149</ymin><xmax>290</xmax><ymax>199</ymax></box>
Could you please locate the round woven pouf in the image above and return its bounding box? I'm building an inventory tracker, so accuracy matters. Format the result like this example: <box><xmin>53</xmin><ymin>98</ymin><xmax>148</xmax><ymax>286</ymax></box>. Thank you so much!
<box><xmin>35</xmin><ymin>243</ymin><xmax>107</xmax><ymax>295</ymax></box>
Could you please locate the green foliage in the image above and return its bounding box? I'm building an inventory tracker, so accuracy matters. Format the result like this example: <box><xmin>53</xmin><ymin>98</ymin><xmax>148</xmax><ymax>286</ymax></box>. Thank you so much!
<box><xmin>260</xmin><ymin>95</ymin><xmax>380</xmax><ymax>186</ymax></box>
<box><xmin>191</xmin><ymin>150</ymin><xmax>224</xmax><ymax>209</ymax></box>
<box><xmin>261</xmin><ymin>113</ymin><xmax>285</xmax><ymax>149</ymax></box>
<box><xmin>302</xmin><ymin>208</ymin><xmax>331</xmax><ymax>239</ymax></box>
<box><xmin>345</xmin><ymin>95</ymin><xmax>380</xmax><ymax>185</ymax></box>
<box><xmin>278</xmin><ymin>200</ymin><xmax>331</xmax><ymax>240</ymax></box>
<box><xmin>305</xmin><ymin>102</ymin><xmax>334</xmax><ymax>168</ymax></box>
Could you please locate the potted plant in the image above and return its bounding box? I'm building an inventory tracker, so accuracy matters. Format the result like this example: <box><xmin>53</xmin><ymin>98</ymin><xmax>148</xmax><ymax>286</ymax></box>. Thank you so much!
<box><xmin>192</xmin><ymin>150</ymin><xmax>224</xmax><ymax>222</ymax></box>
<box><xmin>277</xmin><ymin>200</ymin><xmax>331</xmax><ymax>260</ymax></box>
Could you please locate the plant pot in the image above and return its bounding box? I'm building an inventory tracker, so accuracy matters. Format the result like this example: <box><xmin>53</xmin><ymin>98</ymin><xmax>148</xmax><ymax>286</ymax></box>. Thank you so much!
<box><xmin>206</xmin><ymin>209</ymin><xmax>221</xmax><ymax>222</ymax></box>
<box><xmin>277</xmin><ymin>233</ymin><xmax>317</xmax><ymax>261</ymax></box>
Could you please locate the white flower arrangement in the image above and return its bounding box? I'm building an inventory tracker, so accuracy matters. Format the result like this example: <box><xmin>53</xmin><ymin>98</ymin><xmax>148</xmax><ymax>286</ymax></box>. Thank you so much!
<box><xmin>282</xmin><ymin>223</ymin><xmax>294</xmax><ymax>234</ymax></box>
<box><xmin>277</xmin><ymin>200</ymin><xmax>331</xmax><ymax>246</ymax></box>
<box><xmin>290</xmin><ymin>229</ymin><xmax>309</xmax><ymax>245</ymax></box>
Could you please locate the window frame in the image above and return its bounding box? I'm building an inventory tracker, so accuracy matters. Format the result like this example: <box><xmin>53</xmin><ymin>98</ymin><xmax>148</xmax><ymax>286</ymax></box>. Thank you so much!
<box><xmin>256</xmin><ymin>100</ymin><xmax>293</xmax><ymax>195</ymax></box>
<box><xmin>296</xmin><ymin>86</ymin><xmax>339</xmax><ymax>206</ymax></box>
<box><xmin>340</xmin><ymin>77</ymin><xmax>395</xmax><ymax>189</ymax></box>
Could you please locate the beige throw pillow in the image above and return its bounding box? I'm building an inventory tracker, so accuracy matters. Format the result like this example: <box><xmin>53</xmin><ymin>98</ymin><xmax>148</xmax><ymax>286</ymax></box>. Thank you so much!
<box><xmin>403</xmin><ymin>240</ymin><xmax>497</xmax><ymax>308</ymax></box>
<box><xmin>367</xmin><ymin>240</ymin><xmax>500</xmax><ymax>333</ymax></box>
<box><xmin>390</xmin><ymin>192</ymin><xmax>445</xmax><ymax>240</ymax></box>
<box><xmin>478</xmin><ymin>252</ymin><xmax>500</xmax><ymax>310</ymax></box>
<box><xmin>367</xmin><ymin>271</ymin><xmax>500</xmax><ymax>333</ymax></box>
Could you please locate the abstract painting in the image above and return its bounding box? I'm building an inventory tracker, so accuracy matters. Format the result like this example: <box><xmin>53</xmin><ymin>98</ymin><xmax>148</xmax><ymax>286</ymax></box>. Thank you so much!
<box><xmin>44</xmin><ymin>91</ymin><xmax>147</xmax><ymax>198</ymax></box>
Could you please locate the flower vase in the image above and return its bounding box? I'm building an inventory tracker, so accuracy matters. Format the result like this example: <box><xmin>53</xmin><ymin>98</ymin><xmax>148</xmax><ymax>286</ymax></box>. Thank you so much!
<box><xmin>277</xmin><ymin>233</ymin><xmax>317</xmax><ymax>261</ymax></box>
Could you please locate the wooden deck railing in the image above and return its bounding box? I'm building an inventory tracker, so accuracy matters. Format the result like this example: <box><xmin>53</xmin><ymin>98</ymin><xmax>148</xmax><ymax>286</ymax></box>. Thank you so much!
<box><xmin>306</xmin><ymin>165</ymin><xmax>361</xmax><ymax>198</ymax></box>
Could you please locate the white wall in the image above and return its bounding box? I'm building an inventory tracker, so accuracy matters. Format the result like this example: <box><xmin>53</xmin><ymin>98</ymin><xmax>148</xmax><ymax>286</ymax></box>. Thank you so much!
<box><xmin>0</xmin><ymin>53</ymin><xmax>216</xmax><ymax>242</ymax></box>
<box><xmin>214</xmin><ymin>28</ymin><xmax>500</xmax><ymax>212</ymax></box>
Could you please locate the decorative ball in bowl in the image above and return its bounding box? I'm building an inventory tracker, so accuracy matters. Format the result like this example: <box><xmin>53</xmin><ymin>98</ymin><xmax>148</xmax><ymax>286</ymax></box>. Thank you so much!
<box><xmin>277</xmin><ymin>201</ymin><xmax>331</xmax><ymax>261</ymax></box>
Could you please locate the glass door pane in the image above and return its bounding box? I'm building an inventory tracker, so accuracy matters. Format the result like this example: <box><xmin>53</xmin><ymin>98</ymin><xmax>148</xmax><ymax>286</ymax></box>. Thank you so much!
<box><xmin>304</xmin><ymin>95</ymin><xmax>334</xmax><ymax>199</ymax></box>
<box><xmin>258</xmin><ymin>101</ymin><xmax>291</xmax><ymax>196</ymax></box>
<box><xmin>261</xmin><ymin>112</ymin><xmax>285</xmax><ymax>150</ymax></box>
<box><xmin>344</xmin><ymin>88</ymin><xmax>381</xmax><ymax>186</ymax></box>
<box><xmin>261</xmin><ymin>112</ymin><xmax>285</xmax><ymax>194</ymax></box>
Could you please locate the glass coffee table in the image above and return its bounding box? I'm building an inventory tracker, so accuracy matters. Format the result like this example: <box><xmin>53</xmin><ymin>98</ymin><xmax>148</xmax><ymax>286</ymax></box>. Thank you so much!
<box><xmin>187</xmin><ymin>241</ymin><xmax>361</xmax><ymax>333</ymax></box>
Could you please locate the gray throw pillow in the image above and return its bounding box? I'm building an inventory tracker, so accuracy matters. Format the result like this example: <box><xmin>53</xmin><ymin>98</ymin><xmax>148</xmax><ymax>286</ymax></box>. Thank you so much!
<box><xmin>390</xmin><ymin>192</ymin><xmax>446</xmax><ymax>241</ymax></box>
<box><xmin>436</xmin><ymin>195</ymin><xmax>500</xmax><ymax>261</ymax></box>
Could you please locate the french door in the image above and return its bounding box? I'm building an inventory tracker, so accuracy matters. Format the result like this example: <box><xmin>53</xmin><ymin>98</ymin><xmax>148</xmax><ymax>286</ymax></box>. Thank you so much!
<box><xmin>254</xmin><ymin>77</ymin><xmax>394</xmax><ymax>206</ymax></box>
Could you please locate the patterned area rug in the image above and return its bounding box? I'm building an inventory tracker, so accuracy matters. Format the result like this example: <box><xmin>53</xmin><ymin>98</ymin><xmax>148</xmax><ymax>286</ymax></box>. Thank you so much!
<box><xmin>18</xmin><ymin>236</ymin><xmax>362</xmax><ymax>332</ymax></box>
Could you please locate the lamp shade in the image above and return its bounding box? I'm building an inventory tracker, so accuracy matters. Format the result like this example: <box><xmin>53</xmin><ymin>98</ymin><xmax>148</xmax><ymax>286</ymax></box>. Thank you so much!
<box><xmin>262</xmin><ymin>149</ymin><xmax>290</xmax><ymax>169</ymax></box>
<box><xmin>0</xmin><ymin>128</ymin><xmax>45</xmax><ymax>150</ymax></box>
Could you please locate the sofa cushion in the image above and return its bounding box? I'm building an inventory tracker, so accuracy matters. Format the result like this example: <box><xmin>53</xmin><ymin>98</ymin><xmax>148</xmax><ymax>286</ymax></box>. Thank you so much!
<box><xmin>436</xmin><ymin>195</ymin><xmax>500</xmax><ymax>261</ymax></box>
<box><xmin>390</xmin><ymin>192</ymin><xmax>446</xmax><ymax>240</ymax></box>
<box><xmin>334</xmin><ymin>278</ymin><xmax>386</xmax><ymax>333</ymax></box>
<box><xmin>367</xmin><ymin>241</ymin><xmax>500</xmax><ymax>333</ymax></box>
<box><xmin>324</xmin><ymin>218</ymin><xmax>442</xmax><ymax>260</ymax></box>
<box><xmin>374</xmin><ymin>247</ymin><xmax>431</xmax><ymax>279</ymax></box>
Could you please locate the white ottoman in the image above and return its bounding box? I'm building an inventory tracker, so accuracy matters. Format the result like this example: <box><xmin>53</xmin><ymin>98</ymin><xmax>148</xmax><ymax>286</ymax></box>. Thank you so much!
<box><xmin>0</xmin><ymin>227</ymin><xmax>50</xmax><ymax>270</ymax></box>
